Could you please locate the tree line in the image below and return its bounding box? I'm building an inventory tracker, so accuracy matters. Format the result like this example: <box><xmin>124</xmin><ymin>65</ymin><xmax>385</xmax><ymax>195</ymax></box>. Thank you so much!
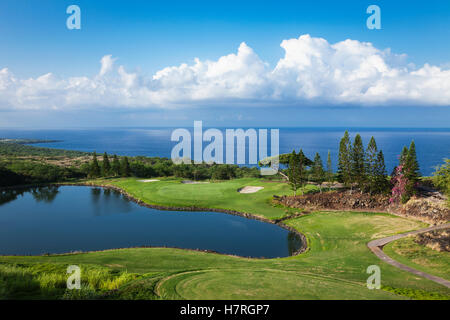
<box><xmin>287</xmin><ymin>131</ymin><xmax>421</xmax><ymax>198</ymax></box>
<box><xmin>337</xmin><ymin>131</ymin><xmax>390</xmax><ymax>194</ymax></box>
<box><xmin>286</xmin><ymin>148</ymin><xmax>334</xmax><ymax>195</ymax></box>
<box><xmin>86</xmin><ymin>152</ymin><xmax>261</xmax><ymax>180</ymax></box>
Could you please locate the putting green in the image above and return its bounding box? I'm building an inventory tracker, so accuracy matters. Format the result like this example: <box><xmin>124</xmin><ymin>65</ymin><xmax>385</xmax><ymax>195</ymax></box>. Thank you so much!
<box><xmin>108</xmin><ymin>177</ymin><xmax>309</xmax><ymax>219</ymax></box>
<box><xmin>157</xmin><ymin>269</ymin><xmax>404</xmax><ymax>300</ymax></box>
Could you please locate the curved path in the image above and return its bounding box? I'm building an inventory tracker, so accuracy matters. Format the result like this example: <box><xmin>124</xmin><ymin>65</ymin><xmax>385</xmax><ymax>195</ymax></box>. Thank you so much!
<box><xmin>368</xmin><ymin>223</ymin><xmax>450</xmax><ymax>289</ymax></box>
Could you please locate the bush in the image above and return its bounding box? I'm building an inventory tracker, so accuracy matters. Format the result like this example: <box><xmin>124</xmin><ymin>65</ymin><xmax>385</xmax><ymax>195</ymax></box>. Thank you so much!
<box><xmin>432</xmin><ymin>159</ymin><xmax>450</xmax><ymax>197</ymax></box>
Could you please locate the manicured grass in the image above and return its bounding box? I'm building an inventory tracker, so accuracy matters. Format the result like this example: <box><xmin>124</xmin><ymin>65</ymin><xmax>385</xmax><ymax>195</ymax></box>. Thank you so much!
<box><xmin>384</xmin><ymin>236</ymin><xmax>450</xmax><ymax>280</ymax></box>
<box><xmin>104</xmin><ymin>177</ymin><xmax>316</xmax><ymax>219</ymax></box>
<box><xmin>1</xmin><ymin>178</ymin><xmax>449</xmax><ymax>299</ymax></box>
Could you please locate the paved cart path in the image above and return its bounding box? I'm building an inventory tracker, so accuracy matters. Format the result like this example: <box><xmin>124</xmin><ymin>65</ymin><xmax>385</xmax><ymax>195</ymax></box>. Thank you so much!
<box><xmin>367</xmin><ymin>223</ymin><xmax>450</xmax><ymax>289</ymax></box>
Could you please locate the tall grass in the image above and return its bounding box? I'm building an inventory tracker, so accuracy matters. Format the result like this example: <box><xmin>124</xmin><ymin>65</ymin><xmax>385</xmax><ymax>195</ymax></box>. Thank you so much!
<box><xmin>0</xmin><ymin>262</ymin><xmax>139</xmax><ymax>299</ymax></box>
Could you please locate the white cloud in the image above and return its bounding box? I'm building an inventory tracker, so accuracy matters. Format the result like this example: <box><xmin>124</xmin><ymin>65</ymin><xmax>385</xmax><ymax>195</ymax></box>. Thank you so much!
<box><xmin>99</xmin><ymin>55</ymin><xmax>116</xmax><ymax>76</ymax></box>
<box><xmin>1</xmin><ymin>34</ymin><xmax>450</xmax><ymax>110</ymax></box>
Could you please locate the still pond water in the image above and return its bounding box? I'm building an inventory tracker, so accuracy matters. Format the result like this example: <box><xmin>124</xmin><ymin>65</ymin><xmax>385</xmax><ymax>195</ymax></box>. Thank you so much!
<box><xmin>0</xmin><ymin>186</ymin><xmax>302</xmax><ymax>258</ymax></box>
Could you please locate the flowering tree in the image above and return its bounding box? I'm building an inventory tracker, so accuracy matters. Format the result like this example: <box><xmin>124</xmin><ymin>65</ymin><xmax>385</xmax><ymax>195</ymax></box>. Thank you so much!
<box><xmin>390</xmin><ymin>164</ymin><xmax>409</xmax><ymax>204</ymax></box>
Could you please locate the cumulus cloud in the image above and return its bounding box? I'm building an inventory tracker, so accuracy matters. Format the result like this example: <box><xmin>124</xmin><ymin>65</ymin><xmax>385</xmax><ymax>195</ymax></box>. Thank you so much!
<box><xmin>1</xmin><ymin>34</ymin><xmax>449</xmax><ymax>110</ymax></box>
<box><xmin>99</xmin><ymin>55</ymin><xmax>116</xmax><ymax>76</ymax></box>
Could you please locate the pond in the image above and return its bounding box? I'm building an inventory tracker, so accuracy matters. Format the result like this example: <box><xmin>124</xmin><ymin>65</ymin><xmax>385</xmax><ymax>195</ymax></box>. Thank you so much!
<box><xmin>0</xmin><ymin>186</ymin><xmax>303</xmax><ymax>258</ymax></box>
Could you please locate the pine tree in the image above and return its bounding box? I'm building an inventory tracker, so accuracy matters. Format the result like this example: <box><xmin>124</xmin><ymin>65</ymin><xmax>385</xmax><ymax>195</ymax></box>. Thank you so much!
<box><xmin>326</xmin><ymin>150</ymin><xmax>333</xmax><ymax>185</ymax></box>
<box><xmin>404</xmin><ymin>140</ymin><xmax>420</xmax><ymax>197</ymax></box>
<box><xmin>102</xmin><ymin>152</ymin><xmax>111</xmax><ymax>177</ymax></box>
<box><xmin>111</xmin><ymin>155</ymin><xmax>121</xmax><ymax>176</ymax></box>
<box><xmin>313</xmin><ymin>153</ymin><xmax>325</xmax><ymax>193</ymax></box>
<box><xmin>120</xmin><ymin>156</ymin><xmax>131</xmax><ymax>177</ymax></box>
<box><xmin>298</xmin><ymin>149</ymin><xmax>313</xmax><ymax>167</ymax></box>
<box><xmin>400</xmin><ymin>146</ymin><xmax>409</xmax><ymax>165</ymax></box>
<box><xmin>338</xmin><ymin>131</ymin><xmax>352</xmax><ymax>188</ymax></box>
<box><xmin>288</xmin><ymin>150</ymin><xmax>300</xmax><ymax>196</ymax></box>
<box><xmin>374</xmin><ymin>150</ymin><xmax>389</xmax><ymax>193</ymax></box>
<box><xmin>297</xmin><ymin>150</ymin><xmax>308</xmax><ymax>195</ymax></box>
<box><xmin>391</xmin><ymin>145</ymin><xmax>409</xmax><ymax>183</ymax></box>
<box><xmin>365</xmin><ymin>136</ymin><xmax>378</xmax><ymax>194</ymax></box>
<box><xmin>89</xmin><ymin>152</ymin><xmax>101</xmax><ymax>178</ymax></box>
<box><xmin>351</xmin><ymin>134</ymin><xmax>366</xmax><ymax>192</ymax></box>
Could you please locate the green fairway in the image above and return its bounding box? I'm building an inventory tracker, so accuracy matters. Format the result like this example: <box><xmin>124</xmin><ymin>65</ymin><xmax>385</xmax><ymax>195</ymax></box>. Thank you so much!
<box><xmin>103</xmin><ymin>177</ymin><xmax>317</xmax><ymax>219</ymax></box>
<box><xmin>1</xmin><ymin>178</ymin><xmax>449</xmax><ymax>299</ymax></box>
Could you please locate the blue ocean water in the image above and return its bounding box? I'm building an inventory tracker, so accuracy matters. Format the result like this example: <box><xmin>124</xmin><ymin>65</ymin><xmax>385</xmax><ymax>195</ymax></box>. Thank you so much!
<box><xmin>0</xmin><ymin>127</ymin><xmax>449</xmax><ymax>176</ymax></box>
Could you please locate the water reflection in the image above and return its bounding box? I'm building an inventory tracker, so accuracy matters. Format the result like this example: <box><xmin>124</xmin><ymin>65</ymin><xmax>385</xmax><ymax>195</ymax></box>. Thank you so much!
<box><xmin>31</xmin><ymin>186</ymin><xmax>59</xmax><ymax>203</ymax></box>
<box><xmin>287</xmin><ymin>232</ymin><xmax>304</xmax><ymax>255</ymax></box>
<box><xmin>0</xmin><ymin>186</ymin><xmax>60</xmax><ymax>206</ymax></box>
<box><xmin>90</xmin><ymin>187</ymin><xmax>132</xmax><ymax>216</ymax></box>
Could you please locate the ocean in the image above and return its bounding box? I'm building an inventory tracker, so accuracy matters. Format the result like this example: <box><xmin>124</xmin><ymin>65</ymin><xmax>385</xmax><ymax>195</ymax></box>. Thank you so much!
<box><xmin>0</xmin><ymin>127</ymin><xmax>449</xmax><ymax>176</ymax></box>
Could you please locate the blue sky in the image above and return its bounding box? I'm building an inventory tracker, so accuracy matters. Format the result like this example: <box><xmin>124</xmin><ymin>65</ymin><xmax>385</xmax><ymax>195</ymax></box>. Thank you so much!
<box><xmin>0</xmin><ymin>0</ymin><xmax>449</xmax><ymax>128</ymax></box>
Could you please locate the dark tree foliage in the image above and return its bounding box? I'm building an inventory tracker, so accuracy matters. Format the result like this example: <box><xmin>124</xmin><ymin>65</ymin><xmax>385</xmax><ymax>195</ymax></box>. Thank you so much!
<box><xmin>287</xmin><ymin>149</ymin><xmax>309</xmax><ymax>196</ymax></box>
<box><xmin>0</xmin><ymin>165</ymin><xmax>25</xmax><ymax>186</ymax></box>
<box><xmin>374</xmin><ymin>150</ymin><xmax>389</xmax><ymax>194</ymax></box>
<box><xmin>404</xmin><ymin>140</ymin><xmax>421</xmax><ymax>197</ymax></box>
<box><xmin>351</xmin><ymin>134</ymin><xmax>366</xmax><ymax>191</ymax></box>
<box><xmin>365</xmin><ymin>136</ymin><xmax>378</xmax><ymax>193</ymax></box>
<box><xmin>338</xmin><ymin>131</ymin><xmax>352</xmax><ymax>187</ymax></box>
<box><xmin>111</xmin><ymin>155</ymin><xmax>121</xmax><ymax>176</ymax></box>
<box><xmin>288</xmin><ymin>150</ymin><xmax>301</xmax><ymax>196</ymax></box>
<box><xmin>0</xmin><ymin>142</ymin><xmax>87</xmax><ymax>157</ymax></box>
<box><xmin>400</xmin><ymin>146</ymin><xmax>409</xmax><ymax>165</ymax></box>
<box><xmin>130</xmin><ymin>161</ymin><xmax>156</xmax><ymax>178</ymax></box>
<box><xmin>405</xmin><ymin>140</ymin><xmax>420</xmax><ymax>180</ymax></box>
<box><xmin>297</xmin><ymin>149</ymin><xmax>313</xmax><ymax>167</ymax></box>
<box><xmin>270</xmin><ymin>152</ymin><xmax>312</xmax><ymax>166</ymax></box>
<box><xmin>211</xmin><ymin>164</ymin><xmax>237</xmax><ymax>180</ymax></box>
<box><xmin>89</xmin><ymin>152</ymin><xmax>101</xmax><ymax>178</ymax></box>
<box><xmin>120</xmin><ymin>157</ymin><xmax>131</xmax><ymax>177</ymax></box>
<box><xmin>0</xmin><ymin>161</ymin><xmax>82</xmax><ymax>185</ymax></box>
<box><xmin>312</xmin><ymin>152</ymin><xmax>325</xmax><ymax>192</ymax></box>
<box><xmin>102</xmin><ymin>153</ymin><xmax>111</xmax><ymax>176</ymax></box>
<box><xmin>326</xmin><ymin>150</ymin><xmax>333</xmax><ymax>183</ymax></box>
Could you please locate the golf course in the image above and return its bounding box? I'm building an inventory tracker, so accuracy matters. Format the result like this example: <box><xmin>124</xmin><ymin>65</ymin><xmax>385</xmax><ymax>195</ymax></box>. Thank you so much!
<box><xmin>1</xmin><ymin>177</ymin><xmax>449</xmax><ymax>300</ymax></box>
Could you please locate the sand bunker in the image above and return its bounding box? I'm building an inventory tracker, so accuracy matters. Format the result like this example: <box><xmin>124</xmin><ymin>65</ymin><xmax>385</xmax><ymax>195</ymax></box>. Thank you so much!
<box><xmin>238</xmin><ymin>186</ymin><xmax>264</xmax><ymax>194</ymax></box>
<box><xmin>138</xmin><ymin>179</ymin><xmax>160</xmax><ymax>183</ymax></box>
<box><xmin>181</xmin><ymin>180</ymin><xmax>210</xmax><ymax>184</ymax></box>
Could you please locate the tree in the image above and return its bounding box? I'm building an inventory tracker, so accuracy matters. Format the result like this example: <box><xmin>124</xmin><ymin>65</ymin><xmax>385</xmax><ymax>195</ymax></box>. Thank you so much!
<box><xmin>374</xmin><ymin>150</ymin><xmax>389</xmax><ymax>194</ymax></box>
<box><xmin>390</xmin><ymin>164</ymin><xmax>409</xmax><ymax>204</ymax></box>
<box><xmin>102</xmin><ymin>152</ymin><xmax>111</xmax><ymax>176</ymax></box>
<box><xmin>0</xmin><ymin>165</ymin><xmax>25</xmax><ymax>186</ymax></box>
<box><xmin>298</xmin><ymin>149</ymin><xmax>313</xmax><ymax>167</ymax></box>
<box><xmin>351</xmin><ymin>134</ymin><xmax>365</xmax><ymax>192</ymax></box>
<box><xmin>405</xmin><ymin>140</ymin><xmax>420</xmax><ymax>181</ymax></box>
<box><xmin>432</xmin><ymin>159</ymin><xmax>450</xmax><ymax>197</ymax></box>
<box><xmin>326</xmin><ymin>150</ymin><xmax>333</xmax><ymax>185</ymax></box>
<box><xmin>111</xmin><ymin>155</ymin><xmax>120</xmax><ymax>176</ymax></box>
<box><xmin>288</xmin><ymin>150</ymin><xmax>301</xmax><ymax>196</ymax></box>
<box><xmin>400</xmin><ymin>146</ymin><xmax>409</xmax><ymax>165</ymax></box>
<box><xmin>404</xmin><ymin>140</ymin><xmax>420</xmax><ymax>197</ymax></box>
<box><xmin>120</xmin><ymin>156</ymin><xmax>131</xmax><ymax>177</ymax></box>
<box><xmin>297</xmin><ymin>150</ymin><xmax>308</xmax><ymax>195</ymax></box>
<box><xmin>89</xmin><ymin>152</ymin><xmax>101</xmax><ymax>178</ymax></box>
<box><xmin>338</xmin><ymin>131</ymin><xmax>352</xmax><ymax>188</ymax></box>
<box><xmin>312</xmin><ymin>153</ymin><xmax>325</xmax><ymax>193</ymax></box>
<box><xmin>365</xmin><ymin>136</ymin><xmax>378</xmax><ymax>194</ymax></box>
